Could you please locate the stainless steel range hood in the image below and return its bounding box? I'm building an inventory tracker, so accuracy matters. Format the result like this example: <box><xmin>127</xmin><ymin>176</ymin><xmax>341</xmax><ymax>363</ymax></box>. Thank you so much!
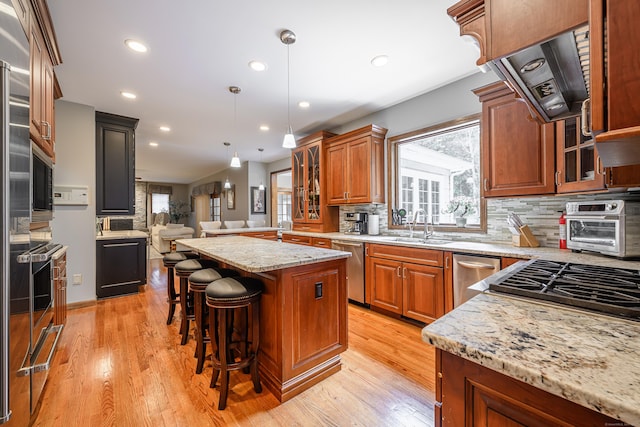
<box><xmin>490</xmin><ymin>25</ymin><xmax>590</xmax><ymax>123</ymax></box>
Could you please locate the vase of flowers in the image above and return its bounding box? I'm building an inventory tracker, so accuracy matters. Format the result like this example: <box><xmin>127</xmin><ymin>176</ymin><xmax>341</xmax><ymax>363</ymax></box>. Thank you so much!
<box><xmin>442</xmin><ymin>196</ymin><xmax>476</xmax><ymax>227</ymax></box>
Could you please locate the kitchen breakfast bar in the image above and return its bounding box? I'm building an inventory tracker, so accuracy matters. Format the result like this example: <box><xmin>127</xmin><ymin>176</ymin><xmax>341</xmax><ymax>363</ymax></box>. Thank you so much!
<box><xmin>175</xmin><ymin>236</ymin><xmax>350</xmax><ymax>402</ymax></box>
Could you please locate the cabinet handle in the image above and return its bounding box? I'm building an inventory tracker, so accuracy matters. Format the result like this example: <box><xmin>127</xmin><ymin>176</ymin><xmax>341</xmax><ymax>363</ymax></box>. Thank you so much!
<box><xmin>483</xmin><ymin>178</ymin><xmax>488</xmax><ymax>192</ymax></box>
<box><xmin>397</xmin><ymin>266</ymin><xmax>401</xmax><ymax>277</ymax></box>
<box><xmin>403</xmin><ymin>267</ymin><xmax>407</xmax><ymax>279</ymax></box>
<box><xmin>596</xmin><ymin>157</ymin><xmax>602</xmax><ymax>175</ymax></box>
<box><xmin>555</xmin><ymin>171</ymin><xmax>561</xmax><ymax>186</ymax></box>
<box><xmin>42</xmin><ymin>121</ymin><xmax>51</xmax><ymax>140</ymax></box>
<box><xmin>365</xmin><ymin>246</ymin><xmax>369</xmax><ymax>256</ymax></box>
<box><xmin>581</xmin><ymin>98</ymin><xmax>591</xmax><ymax>137</ymax></box>
<box><xmin>103</xmin><ymin>242</ymin><xmax>139</xmax><ymax>248</ymax></box>
<box><xmin>445</xmin><ymin>256</ymin><xmax>449</xmax><ymax>269</ymax></box>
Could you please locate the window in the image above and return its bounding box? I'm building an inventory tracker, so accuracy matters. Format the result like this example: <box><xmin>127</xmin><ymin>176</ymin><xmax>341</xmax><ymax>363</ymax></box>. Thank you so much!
<box><xmin>210</xmin><ymin>196</ymin><xmax>221</xmax><ymax>221</ymax></box>
<box><xmin>388</xmin><ymin>114</ymin><xmax>485</xmax><ymax>231</ymax></box>
<box><xmin>277</xmin><ymin>193</ymin><xmax>292</xmax><ymax>225</ymax></box>
<box><xmin>151</xmin><ymin>193</ymin><xmax>170</xmax><ymax>214</ymax></box>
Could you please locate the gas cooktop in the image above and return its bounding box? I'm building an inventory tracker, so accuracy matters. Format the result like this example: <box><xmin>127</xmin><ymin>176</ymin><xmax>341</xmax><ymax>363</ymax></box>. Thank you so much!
<box><xmin>489</xmin><ymin>259</ymin><xmax>640</xmax><ymax>321</ymax></box>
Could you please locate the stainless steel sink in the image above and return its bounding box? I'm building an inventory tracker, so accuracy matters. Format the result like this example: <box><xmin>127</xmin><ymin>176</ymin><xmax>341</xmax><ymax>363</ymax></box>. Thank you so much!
<box><xmin>378</xmin><ymin>236</ymin><xmax>453</xmax><ymax>245</ymax></box>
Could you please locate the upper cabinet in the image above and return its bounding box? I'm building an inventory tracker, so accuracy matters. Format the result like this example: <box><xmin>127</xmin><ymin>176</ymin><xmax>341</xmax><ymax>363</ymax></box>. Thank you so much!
<box><xmin>325</xmin><ymin>124</ymin><xmax>387</xmax><ymax>205</ymax></box>
<box><xmin>19</xmin><ymin>0</ymin><xmax>62</xmax><ymax>160</ymax></box>
<box><xmin>291</xmin><ymin>131</ymin><xmax>339</xmax><ymax>232</ymax></box>
<box><xmin>474</xmin><ymin>82</ymin><xmax>555</xmax><ymax>198</ymax></box>
<box><xmin>96</xmin><ymin>112</ymin><xmax>139</xmax><ymax>216</ymax></box>
<box><xmin>589</xmin><ymin>0</ymin><xmax>640</xmax><ymax>167</ymax></box>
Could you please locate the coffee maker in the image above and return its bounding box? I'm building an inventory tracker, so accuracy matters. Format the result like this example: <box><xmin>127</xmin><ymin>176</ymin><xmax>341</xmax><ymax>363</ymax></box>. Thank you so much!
<box><xmin>345</xmin><ymin>212</ymin><xmax>368</xmax><ymax>234</ymax></box>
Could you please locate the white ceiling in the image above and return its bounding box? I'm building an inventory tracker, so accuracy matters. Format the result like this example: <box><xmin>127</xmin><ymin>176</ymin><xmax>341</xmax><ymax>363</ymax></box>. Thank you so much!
<box><xmin>48</xmin><ymin>0</ymin><xmax>480</xmax><ymax>184</ymax></box>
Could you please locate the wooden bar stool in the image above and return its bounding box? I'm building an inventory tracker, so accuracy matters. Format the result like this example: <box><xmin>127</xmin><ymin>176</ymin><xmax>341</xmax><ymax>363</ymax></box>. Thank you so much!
<box><xmin>162</xmin><ymin>251</ymin><xmax>199</xmax><ymax>325</ymax></box>
<box><xmin>188</xmin><ymin>267</ymin><xmax>237</xmax><ymax>374</ymax></box>
<box><xmin>174</xmin><ymin>258</ymin><xmax>219</xmax><ymax>345</ymax></box>
<box><xmin>205</xmin><ymin>277</ymin><xmax>263</xmax><ymax>410</ymax></box>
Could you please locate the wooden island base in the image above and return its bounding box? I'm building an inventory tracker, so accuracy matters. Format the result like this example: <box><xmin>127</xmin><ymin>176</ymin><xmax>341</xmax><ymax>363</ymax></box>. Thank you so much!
<box><xmin>249</xmin><ymin>258</ymin><xmax>348</xmax><ymax>402</ymax></box>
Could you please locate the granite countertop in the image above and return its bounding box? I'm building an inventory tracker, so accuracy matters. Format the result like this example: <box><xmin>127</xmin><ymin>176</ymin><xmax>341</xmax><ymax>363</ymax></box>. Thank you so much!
<box><xmin>283</xmin><ymin>231</ymin><xmax>640</xmax><ymax>269</ymax></box>
<box><xmin>176</xmin><ymin>236</ymin><xmax>350</xmax><ymax>273</ymax></box>
<box><xmin>203</xmin><ymin>227</ymin><xmax>279</xmax><ymax>236</ymax></box>
<box><xmin>422</xmin><ymin>293</ymin><xmax>640</xmax><ymax>425</ymax></box>
<box><xmin>96</xmin><ymin>230</ymin><xmax>149</xmax><ymax>240</ymax></box>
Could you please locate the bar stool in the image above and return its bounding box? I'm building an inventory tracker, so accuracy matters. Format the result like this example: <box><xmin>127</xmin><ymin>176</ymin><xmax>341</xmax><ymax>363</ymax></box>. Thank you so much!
<box><xmin>188</xmin><ymin>267</ymin><xmax>237</xmax><ymax>374</ymax></box>
<box><xmin>174</xmin><ymin>258</ymin><xmax>219</xmax><ymax>345</ymax></box>
<box><xmin>206</xmin><ymin>277</ymin><xmax>263</xmax><ymax>410</ymax></box>
<box><xmin>162</xmin><ymin>251</ymin><xmax>199</xmax><ymax>325</ymax></box>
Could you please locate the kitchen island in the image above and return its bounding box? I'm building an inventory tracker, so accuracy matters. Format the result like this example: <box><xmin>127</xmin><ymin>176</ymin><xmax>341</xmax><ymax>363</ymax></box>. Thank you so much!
<box><xmin>422</xmin><ymin>292</ymin><xmax>640</xmax><ymax>425</ymax></box>
<box><xmin>176</xmin><ymin>236</ymin><xmax>350</xmax><ymax>402</ymax></box>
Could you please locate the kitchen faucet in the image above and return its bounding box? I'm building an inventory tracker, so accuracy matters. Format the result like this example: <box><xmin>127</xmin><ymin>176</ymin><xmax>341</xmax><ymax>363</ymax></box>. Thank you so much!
<box><xmin>408</xmin><ymin>209</ymin><xmax>434</xmax><ymax>240</ymax></box>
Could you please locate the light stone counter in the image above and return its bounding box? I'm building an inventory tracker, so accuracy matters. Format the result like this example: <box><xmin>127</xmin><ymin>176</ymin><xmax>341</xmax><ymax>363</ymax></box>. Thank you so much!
<box><xmin>96</xmin><ymin>230</ymin><xmax>149</xmax><ymax>240</ymax></box>
<box><xmin>422</xmin><ymin>293</ymin><xmax>640</xmax><ymax>425</ymax></box>
<box><xmin>176</xmin><ymin>236</ymin><xmax>350</xmax><ymax>273</ymax></box>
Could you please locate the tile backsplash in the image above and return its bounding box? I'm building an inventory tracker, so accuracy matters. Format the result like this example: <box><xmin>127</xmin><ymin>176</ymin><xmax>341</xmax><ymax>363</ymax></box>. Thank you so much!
<box><xmin>340</xmin><ymin>192</ymin><xmax>640</xmax><ymax>248</ymax></box>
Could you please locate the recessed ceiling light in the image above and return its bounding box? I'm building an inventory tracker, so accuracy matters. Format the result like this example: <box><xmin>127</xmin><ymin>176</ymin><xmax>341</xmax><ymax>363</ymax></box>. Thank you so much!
<box><xmin>159</xmin><ymin>126</ymin><xmax>171</xmax><ymax>132</ymax></box>
<box><xmin>121</xmin><ymin>91</ymin><xmax>137</xmax><ymax>99</ymax></box>
<box><xmin>249</xmin><ymin>60</ymin><xmax>267</xmax><ymax>71</ymax></box>
<box><xmin>125</xmin><ymin>39</ymin><xmax>148</xmax><ymax>53</ymax></box>
<box><xmin>371</xmin><ymin>55</ymin><xmax>389</xmax><ymax>67</ymax></box>
<box><xmin>298</xmin><ymin>101</ymin><xmax>310</xmax><ymax>108</ymax></box>
<box><xmin>149</xmin><ymin>142</ymin><xmax>158</xmax><ymax>147</ymax></box>
<box><xmin>259</xmin><ymin>125</ymin><xmax>270</xmax><ymax>131</ymax></box>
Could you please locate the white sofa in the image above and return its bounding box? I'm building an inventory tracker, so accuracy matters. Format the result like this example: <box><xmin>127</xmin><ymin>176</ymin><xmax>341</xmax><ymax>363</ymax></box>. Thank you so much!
<box><xmin>199</xmin><ymin>221</ymin><xmax>221</xmax><ymax>237</ymax></box>
<box><xmin>151</xmin><ymin>223</ymin><xmax>195</xmax><ymax>253</ymax></box>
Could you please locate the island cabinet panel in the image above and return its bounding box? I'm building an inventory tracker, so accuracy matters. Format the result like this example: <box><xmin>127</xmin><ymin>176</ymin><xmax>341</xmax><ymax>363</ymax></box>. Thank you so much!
<box><xmin>474</xmin><ymin>82</ymin><xmax>555</xmax><ymax>197</ymax></box>
<box><xmin>252</xmin><ymin>258</ymin><xmax>347</xmax><ymax>402</ymax></box>
<box><xmin>96</xmin><ymin>238</ymin><xmax>146</xmax><ymax>298</ymax></box>
<box><xmin>96</xmin><ymin>112</ymin><xmax>139</xmax><ymax>216</ymax></box>
<box><xmin>438</xmin><ymin>350</ymin><xmax>619</xmax><ymax>426</ymax></box>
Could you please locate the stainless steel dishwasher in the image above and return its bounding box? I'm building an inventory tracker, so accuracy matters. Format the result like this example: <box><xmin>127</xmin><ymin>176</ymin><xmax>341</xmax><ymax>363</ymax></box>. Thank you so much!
<box><xmin>331</xmin><ymin>240</ymin><xmax>365</xmax><ymax>304</ymax></box>
<box><xmin>452</xmin><ymin>253</ymin><xmax>501</xmax><ymax>307</ymax></box>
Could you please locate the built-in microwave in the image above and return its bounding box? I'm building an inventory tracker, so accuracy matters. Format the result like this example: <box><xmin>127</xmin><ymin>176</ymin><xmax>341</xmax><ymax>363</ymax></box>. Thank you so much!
<box><xmin>32</xmin><ymin>143</ymin><xmax>53</xmax><ymax>222</ymax></box>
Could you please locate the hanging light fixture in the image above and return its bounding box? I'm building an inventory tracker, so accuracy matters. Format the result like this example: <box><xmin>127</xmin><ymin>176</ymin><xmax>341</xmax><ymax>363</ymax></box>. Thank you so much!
<box><xmin>229</xmin><ymin>86</ymin><xmax>242</xmax><ymax>167</ymax></box>
<box><xmin>280</xmin><ymin>29</ymin><xmax>297</xmax><ymax>149</ymax></box>
<box><xmin>223</xmin><ymin>142</ymin><xmax>232</xmax><ymax>189</ymax></box>
<box><xmin>258</xmin><ymin>148</ymin><xmax>265</xmax><ymax>190</ymax></box>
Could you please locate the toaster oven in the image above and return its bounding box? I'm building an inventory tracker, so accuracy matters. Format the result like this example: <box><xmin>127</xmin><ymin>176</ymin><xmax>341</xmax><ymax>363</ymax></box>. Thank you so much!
<box><xmin>566</xmin><ymin>200</ymin><xmax>640</xmax><ymax>259</ymax></box>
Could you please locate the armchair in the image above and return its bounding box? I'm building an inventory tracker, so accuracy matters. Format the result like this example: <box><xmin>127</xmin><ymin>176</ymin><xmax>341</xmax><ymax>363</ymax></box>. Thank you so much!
<box><xmin>151</xmin><ymin>223</ymin><xmax>195</xmax><ymax>253</ymax></box>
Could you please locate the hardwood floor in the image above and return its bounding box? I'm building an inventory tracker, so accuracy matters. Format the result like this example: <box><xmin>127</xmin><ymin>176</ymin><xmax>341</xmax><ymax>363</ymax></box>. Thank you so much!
<box><xmin>34</xmin><ymin>259</ymin><xmax>436</xmax><ymax>426</ymax></box>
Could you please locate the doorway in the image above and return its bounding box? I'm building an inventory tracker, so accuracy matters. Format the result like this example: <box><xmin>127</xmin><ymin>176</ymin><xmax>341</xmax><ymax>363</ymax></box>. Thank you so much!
<box><xmin>270</xmin><ymin>169</ymin><xmax>292</xmax><ymax>228</ymax></box>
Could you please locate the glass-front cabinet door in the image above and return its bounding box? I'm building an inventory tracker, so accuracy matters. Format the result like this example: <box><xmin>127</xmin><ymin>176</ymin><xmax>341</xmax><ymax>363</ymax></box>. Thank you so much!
<box><xmin>306</xmin><ymin>143</ymin><xmax>322</xmax><ymax>222</ymax></box>
<box><xmin>556</xmin><ymin>117</ymin><xmax>606</xmax><ymax>193</ymax></box>
<box><xmin>292</xmin><ymin>142</ymin><xmax>323</xmax><ymax>223</ymax></box>
<box><xmin>292</xmin><ymin>148</ymin><xmax>305</xmax><ymax>222</ymax></box>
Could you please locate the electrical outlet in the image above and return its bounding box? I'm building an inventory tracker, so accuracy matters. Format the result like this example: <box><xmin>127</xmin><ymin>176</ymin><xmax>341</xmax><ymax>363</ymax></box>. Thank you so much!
<box><xmin>72</xmin><ymin>274</ymin><xmax>82</xmax><ymax>285</ymax></box>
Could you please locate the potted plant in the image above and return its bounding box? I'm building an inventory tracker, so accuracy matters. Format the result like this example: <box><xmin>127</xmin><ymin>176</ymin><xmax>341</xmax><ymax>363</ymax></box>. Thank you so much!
<box><xmin>442</xmin><ymin>196</ymin><xmax>476</xmax><ymax>227</ymax></box>
<box><xmin>167</xmin><ymin>200</ymin><xmax>191</xmax><ymax>224</ymax></box>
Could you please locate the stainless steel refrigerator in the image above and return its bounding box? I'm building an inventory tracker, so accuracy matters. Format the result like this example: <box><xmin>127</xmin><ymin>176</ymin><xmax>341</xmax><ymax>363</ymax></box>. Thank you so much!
<box><xmin>1</xmin><ymin>0</ymin><xmax>32</xmax><ymax>424</ymax></box>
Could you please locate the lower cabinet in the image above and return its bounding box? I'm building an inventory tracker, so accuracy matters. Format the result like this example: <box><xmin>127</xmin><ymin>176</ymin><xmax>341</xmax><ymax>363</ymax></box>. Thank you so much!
<box><xmin>437</xmin><ymin>349</ymin><xmax>620</xmax><ymax>426</ymax></box>
<box><xmin>53</xmin><ymin>250</ymin><xmax>67</xmax><ymax>325</ymax></box>
<box><xmin>239</xmin><ymin>230</ymin><xmax>278</xmax><ymax>241</ymax></box>
<box><xmin>366</xmin><ymin>243</ymin><xmax>444</xmax><ymax>323</ymax></box>
<box><xmin>281</xmin><ymin>234</ymin><xmax>332</xmax><ymax>248</ymax></box>
<box><xmin>96</xmin><ymin>238</ymin><xmax>146</xmax><ymax>298</ymax></box>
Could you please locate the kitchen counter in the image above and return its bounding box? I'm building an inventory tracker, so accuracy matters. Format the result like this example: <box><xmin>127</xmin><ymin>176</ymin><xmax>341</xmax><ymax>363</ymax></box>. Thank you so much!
<box><xmin>202</xmin><ymin>227</ymin><xmax>279</xmax><ymax>236</ymax></box>
<box><xmin>175</xmin><ymin>236</ymin><xmax>350</xmax><ymax>272</ymax></box>
<box><xmin>176</xmin><ymin>235</ymin><xmax>349</xmax><ymax>402</ymax></box>
<box><xmin>422</xmin><ymin>292</ymin><xmax>640</xmax><ymax>425</ymax></box>
<box><xmin>96</xmin><ymin>230</ymin><xmax>149</xmax><ymax>240</ymax></box>
<box><xmin>283</xmin><ymin>230</ymin><xmax>640</xmax><ymax>269</ymax></box>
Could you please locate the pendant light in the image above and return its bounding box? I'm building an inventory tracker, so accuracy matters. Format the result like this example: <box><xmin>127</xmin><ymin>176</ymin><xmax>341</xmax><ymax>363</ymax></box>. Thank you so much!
<box><xmin>229</xmin><ymin>86</ymin><xmax>242</xmax><ymax>167</ymax></box>
<box><xmin>280</xmin><ymin>29</ymin><xmax>296</xmax><ymax>149</ymax></box>
<box><xmin>223</xmin><ymin>142</ymin><xmax>232</xmax><ymax>189</ymax></box>
<box><xmin>258</xmin><ymin>148</ymin><xmax>265</xmax><ymax>190</ymax></box>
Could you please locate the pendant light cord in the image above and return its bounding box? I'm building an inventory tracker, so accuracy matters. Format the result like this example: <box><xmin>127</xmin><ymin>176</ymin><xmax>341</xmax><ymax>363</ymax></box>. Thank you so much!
<box><xmin>287</xmin><ymin>43</ymin><xmax>291</xmax><ymax>130</ymax></box>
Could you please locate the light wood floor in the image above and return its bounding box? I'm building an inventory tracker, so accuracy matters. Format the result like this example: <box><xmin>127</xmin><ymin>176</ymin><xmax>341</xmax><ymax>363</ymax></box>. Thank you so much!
<box><xmin>33</xmin><ymin>259</ymin><xmax>436</xmax><ymax>426</ymax></box>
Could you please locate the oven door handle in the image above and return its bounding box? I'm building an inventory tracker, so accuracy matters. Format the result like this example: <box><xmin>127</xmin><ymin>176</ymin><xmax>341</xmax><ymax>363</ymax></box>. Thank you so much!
<box><xmin>567</xmin><ymin>215</ymin><xmax>613</xmax><ymax>221</ymax></box>
<box><xmin>457</xmin><ymin>261</ymin><xmax>497</xmax><ymax>270</ymax></box>
<box><xmin>31</xmin><ymin>325</ymin><xmax>63</xmax><ymax>374</ymax></box>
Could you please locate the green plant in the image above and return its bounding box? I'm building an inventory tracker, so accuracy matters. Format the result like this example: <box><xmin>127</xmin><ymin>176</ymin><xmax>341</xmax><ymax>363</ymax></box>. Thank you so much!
<box><xmin>168</xmin><ymin>200</ymin><xmax>190</xmax><ymax>223</ymax></box>
<box><xmin>442</xmin><ymin>196</ymin><xmax>476</xmax><ymax>217</ymax></box>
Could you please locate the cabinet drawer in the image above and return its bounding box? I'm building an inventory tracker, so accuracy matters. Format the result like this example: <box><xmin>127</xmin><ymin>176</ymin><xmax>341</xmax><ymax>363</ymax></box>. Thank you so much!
<box><xmin>282</xmin><ymin>234</ymin><xmax>312</xmax><ymax>246</ymax></box>
<box><xmin>242</xmin><ymin>230</ymin><xmax>278</xmax><ymax>240</ymax></box>
<box><xmin>367</xmin><ymin>243</ymin><xmax>443</xmax><ymax>267</ymax></box>
<box><xmin>312</xmin><ymin>237</ymin><xmax>332</xmax><ymax>248</ymax></box>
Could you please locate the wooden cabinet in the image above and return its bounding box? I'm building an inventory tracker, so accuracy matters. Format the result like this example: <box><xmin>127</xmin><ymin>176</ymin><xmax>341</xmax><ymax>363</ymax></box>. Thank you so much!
<box><xmin>366</xmin><ymin>243</ymin><xmax>444</xmax><ymax>324</ymax></box>
<box><xmin>447</xmin><ymin>0</ymin><xmax>587</xmax><ymax>66</ymax></box>
<box><xmin>326</xmin><ymin>125</ymin><xmax>387</xmax><ymax>205</ymax></box>
<box><xmin>96</xmin><ymin>238</ymin><xmax>146</xmax><ymax>299</ymax></box>
<box><xmin>500</xmin><ymin>256</ymin><xmax>525</xmax><ymax>269</ymax></box>
<box><xmin>437</xmin><ymin>349</ymin><xmax>619</xmax><ymax>426</ymax></box>
<box><xmin>96</xmin><ymin>112</ymin><xmax>139</xmax><ymax>216</ymax></box>
<box><xmin>282</xmin><ymin>234</ymin><xmax>312</xmax><ymax>246</ymax></box>
<box><xmin>53</xmin><ymin>249</ymin><xmax>67</xmax><ymax>325</ymax></box>
<box><xmin>21</xmin><ymin>0</ymin><xmax>62</xmax><ymax>160</ymax></box>
<box><xmin>474</xmin><ymin>82</ymin><xmax>555</xmax><ymax>197</ymax></box>
<box><xmin>291</xmin><ymin>131</ymin><xmax>339</xmax><ymax>232</ymax></box>
<box><xmin>311</xmin><ymin>237</ymin><xmax>332</xmax><ymax>248</ymax></box>
<box><xmin>589</xmin><ymin>0</ymin><xmax>640</xmax><ymax>167</ymax></box>
<box><xmin>240</xmin><ymin>230</ymin><xmax>278</xmax><ymax>241</ymax></box>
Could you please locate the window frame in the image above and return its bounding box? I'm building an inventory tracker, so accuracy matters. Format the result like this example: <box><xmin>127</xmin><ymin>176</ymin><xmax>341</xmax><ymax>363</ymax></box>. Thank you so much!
<box><xmin>386</xmin><ymin>113</ymin><xmax>486</xmax><ymax>233</ymax></box>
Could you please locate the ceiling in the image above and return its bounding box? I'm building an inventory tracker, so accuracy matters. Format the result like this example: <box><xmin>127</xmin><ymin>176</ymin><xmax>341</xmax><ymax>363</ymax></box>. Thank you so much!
<box><xmin>48</xmin><ymin>0</ymin><xmax>480</xmax><ymax>184</ymax></box>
